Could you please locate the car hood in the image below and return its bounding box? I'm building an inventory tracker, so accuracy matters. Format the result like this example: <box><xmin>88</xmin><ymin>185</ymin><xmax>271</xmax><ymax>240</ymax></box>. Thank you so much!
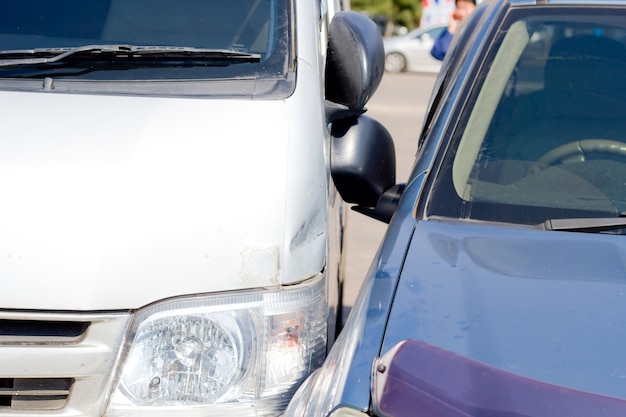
<box><xmin>0</xmin><ymin>91</ymin><xmax>326</xmax><ymax>311</ymax></box>
<box><xmin>383</xmin><ymin>219</ymin><xmax>626</xmax><ymax>401</ymax></box>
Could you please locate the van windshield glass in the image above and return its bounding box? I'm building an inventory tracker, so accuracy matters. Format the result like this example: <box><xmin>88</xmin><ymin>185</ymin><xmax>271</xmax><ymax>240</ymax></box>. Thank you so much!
<box><xmin>0</xmin><ymin>0</ymin><xmax>291</xmax><ymax>80</ymax></box>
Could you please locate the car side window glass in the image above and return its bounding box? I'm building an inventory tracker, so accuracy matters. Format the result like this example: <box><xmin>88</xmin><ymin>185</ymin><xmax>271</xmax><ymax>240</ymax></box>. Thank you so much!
<box><xmin>418</xmin><ymin>27</ymin><xmax>445</xmax><ymax>43</ymax></box>
<box><xmin>418</xmin><ymin>3</ymin><xmax>488</xmax><ymax>150</ymax></box>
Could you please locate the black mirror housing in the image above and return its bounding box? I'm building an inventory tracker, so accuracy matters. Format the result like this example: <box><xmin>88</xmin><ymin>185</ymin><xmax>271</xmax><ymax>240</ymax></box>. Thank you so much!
<box><xmin>325</xmin><ymin>11</ymin><xmax>385</xmax><ymax>118</ymax></box>
<box><xmin>331</xmin><ymin>115</ymin><xmax>396</xmax><ymax>208</ymax></box>
<box><xmin>352</xmin><ymin>184</ymin><xmax>405</xmax><ymax>224</ymax></box>
<box><xmin>326</xmin><ymin>11</ymin><xmax>399</xmax><ymax>222</ymax></box>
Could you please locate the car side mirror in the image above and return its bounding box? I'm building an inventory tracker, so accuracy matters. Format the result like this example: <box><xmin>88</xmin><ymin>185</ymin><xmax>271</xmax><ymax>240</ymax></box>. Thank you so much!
<box><xmin>324</xmin><ymin>11</ymin><xmax>385</xmax><ymax>122</ymax></box>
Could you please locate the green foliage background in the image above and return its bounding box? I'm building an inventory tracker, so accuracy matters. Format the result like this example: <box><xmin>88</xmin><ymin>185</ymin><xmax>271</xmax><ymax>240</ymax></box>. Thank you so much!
<box><xmin>350</xmin><ymin>0</ymin><xmax>422</xmax><ymax>32</ymax></box>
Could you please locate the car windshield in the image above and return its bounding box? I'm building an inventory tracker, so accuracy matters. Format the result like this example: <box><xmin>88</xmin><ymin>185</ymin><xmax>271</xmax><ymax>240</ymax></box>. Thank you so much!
<box><xmin>0</xmin><ymin>0</ymin><xmax>291</xmax><ymax>80</ymax></box>
<box><xmin>427</xmin><ymin>8</ymin><xmax>626</xmax><ymax>227</ymax></box>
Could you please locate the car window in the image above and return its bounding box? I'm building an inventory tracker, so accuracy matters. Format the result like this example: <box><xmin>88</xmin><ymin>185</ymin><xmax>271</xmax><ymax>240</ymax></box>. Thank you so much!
<box><xmin>418</xmin><ymin>3</ymin><xmax>489</xmax><ymax>149</ymax></box>
<box><xmin>422</xmin><ymin>26</ymin><xmax>446</xmax><ymax>42</ymax></box>
<box><xmin>0</xmin><ymin>0</ymin><xmax>291</xmax><ymax>81</ymax></box>
<box><xmin>427</xmin><ymin>8</ymin><xmax>626</xmax><ymax>225</ymax></box>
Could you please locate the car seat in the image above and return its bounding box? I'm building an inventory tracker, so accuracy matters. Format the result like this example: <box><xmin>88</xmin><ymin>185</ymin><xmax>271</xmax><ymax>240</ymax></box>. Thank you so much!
<box><xmin>501</xmin><ymin>35</ymin><xmax>626</xmax><ymax>175</ymax></box>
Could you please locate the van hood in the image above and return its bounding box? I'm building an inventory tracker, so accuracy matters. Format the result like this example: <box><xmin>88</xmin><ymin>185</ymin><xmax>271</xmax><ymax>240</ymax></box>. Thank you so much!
<box><xmin>383</xmin><ymin>220</ymin><xmax>626</xmax><ymax>401</ymax></box>
<box><xmin>0</xmin><ymin>91</ymin><xmax>327</xmax><ymax>311</ymax></box>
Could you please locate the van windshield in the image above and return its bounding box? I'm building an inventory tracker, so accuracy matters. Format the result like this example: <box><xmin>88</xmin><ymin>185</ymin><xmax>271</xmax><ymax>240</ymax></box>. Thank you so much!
<box><xmin>0</xmin><ymin>0</ymin><xmax>291</xmax><ymax>81</ymax></box>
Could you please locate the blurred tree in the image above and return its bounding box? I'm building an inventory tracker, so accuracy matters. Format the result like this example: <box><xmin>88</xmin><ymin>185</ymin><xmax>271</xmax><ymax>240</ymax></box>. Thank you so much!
<box><xmin>350</xmin><ymin>0</ymin><xmax>422</xmax><ymax>34</ymax></box>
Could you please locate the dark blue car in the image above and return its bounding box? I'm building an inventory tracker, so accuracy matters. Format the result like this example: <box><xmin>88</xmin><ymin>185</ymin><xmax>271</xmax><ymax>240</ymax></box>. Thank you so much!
<box><xmin>284</xmin><ymin>0</ymin><xmax>626</xmax><ymax>416</ymax></box>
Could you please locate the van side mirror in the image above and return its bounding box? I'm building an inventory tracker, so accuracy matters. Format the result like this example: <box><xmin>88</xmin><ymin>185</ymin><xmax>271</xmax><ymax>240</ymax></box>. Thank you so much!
<box><xmin>324</xmin><ymin>11</ymin><xmax>385</xmax><ymax>121</ymax></box>
<box><xmin>331</xmin><ymin>115</ymin><xmax>396</xmax><ymax>218</ymax></box>
<box><xmin>325</xmin><ymin>11</ymin><xmax>400</xmax><ymax>223</ymax></box>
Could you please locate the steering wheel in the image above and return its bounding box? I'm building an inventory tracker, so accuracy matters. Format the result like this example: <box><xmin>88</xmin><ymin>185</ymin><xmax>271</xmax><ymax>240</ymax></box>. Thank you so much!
<box><xmin>537</xmin><ymin>139</ymin><xmax>626</xmax><ymax>166</ymax></box>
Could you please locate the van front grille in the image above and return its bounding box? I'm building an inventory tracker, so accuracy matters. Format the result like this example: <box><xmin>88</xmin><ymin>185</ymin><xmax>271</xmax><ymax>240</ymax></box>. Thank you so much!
<box><xmin>0</xmin><ymin>378</ymin><xmax>73</xmax><ymax>411</ymax></box>
<box><xmin>0</xmin><ymin>311</ymin><xmax>132</xmax><ymax>416</ymax></box>
<box><xmin>0</xmin><ymin>319</ymin><xmax>89</xmax><ymax>344</ymax></box>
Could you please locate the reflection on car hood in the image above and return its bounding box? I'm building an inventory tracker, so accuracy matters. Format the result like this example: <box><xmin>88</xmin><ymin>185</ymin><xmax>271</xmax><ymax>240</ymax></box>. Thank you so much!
<box><xmin>373</xmin><ymin>339</ymin><xmax>626</xmax><ymax>417</ymax></box>
<box><xmin>383</xmin><ymin>219</ymin><xmax>626</xmax><ymax>401</ymax></box>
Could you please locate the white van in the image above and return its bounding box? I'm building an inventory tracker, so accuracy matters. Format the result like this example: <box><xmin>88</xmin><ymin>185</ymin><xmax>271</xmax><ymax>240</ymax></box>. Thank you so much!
<box><xmin>0</xmin><ymin>1</ymin><xmax>395</xmax><ymax>416</ymax></box>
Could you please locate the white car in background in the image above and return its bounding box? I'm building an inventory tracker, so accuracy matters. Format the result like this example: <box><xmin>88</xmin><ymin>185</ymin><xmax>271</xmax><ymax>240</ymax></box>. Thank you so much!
<box><xmin>383</xmin><ymin>24</ymin><xmax>446</xmax><ymax>73</ymax></box>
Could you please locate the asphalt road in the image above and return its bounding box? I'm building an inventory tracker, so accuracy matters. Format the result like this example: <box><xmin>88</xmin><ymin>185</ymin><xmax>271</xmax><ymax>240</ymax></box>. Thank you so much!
<box><xmin>341</xmin><ymin>71</ymin><xmax>437</xmax><ymax>323</ymax></box>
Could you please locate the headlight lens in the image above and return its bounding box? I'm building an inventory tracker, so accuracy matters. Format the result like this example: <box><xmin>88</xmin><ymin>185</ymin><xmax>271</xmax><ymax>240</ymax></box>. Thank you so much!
<box><xmin>120</xmin><ymin>311</ymin><xmax>245</xmax><ymax>404</ymax></box>
<box><xmin>106</xmin><ymin>275</ymin><xmax>327</xmax><ymax>417</ymax></box>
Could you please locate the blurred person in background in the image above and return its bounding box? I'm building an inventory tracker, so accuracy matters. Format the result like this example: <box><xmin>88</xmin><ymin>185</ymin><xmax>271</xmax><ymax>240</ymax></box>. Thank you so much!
<box><xmin>430</xmin><ymin>0</ymin><xmax>476</xmax><ymax>60</ymax></box>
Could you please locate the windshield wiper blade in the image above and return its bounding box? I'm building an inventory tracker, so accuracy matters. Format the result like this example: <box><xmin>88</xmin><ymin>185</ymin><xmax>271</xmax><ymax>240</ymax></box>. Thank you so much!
<box><xmin>541</xmin><ymin>217</ymin><xmax>626</xmax><ymax>233</ymax></box>
<box><xmin>0</xmin><ymin>45</ymin><xmax>261</xmax><ymax>67</ymax></box>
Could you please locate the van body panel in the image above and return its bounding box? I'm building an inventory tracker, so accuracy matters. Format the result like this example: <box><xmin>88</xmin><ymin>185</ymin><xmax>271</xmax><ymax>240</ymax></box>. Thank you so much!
<box><xmin>0</xmin><ymin>89</ymin><xmax>329</xmax><ymax>311</ymax></box>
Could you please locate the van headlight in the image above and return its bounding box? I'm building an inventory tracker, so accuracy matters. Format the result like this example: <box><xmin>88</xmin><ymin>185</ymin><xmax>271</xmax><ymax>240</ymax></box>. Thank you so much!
<box><xmin>105</xmin><ymin>276</ymin><xmax>327</xmax><ymax>417</ymax></box>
